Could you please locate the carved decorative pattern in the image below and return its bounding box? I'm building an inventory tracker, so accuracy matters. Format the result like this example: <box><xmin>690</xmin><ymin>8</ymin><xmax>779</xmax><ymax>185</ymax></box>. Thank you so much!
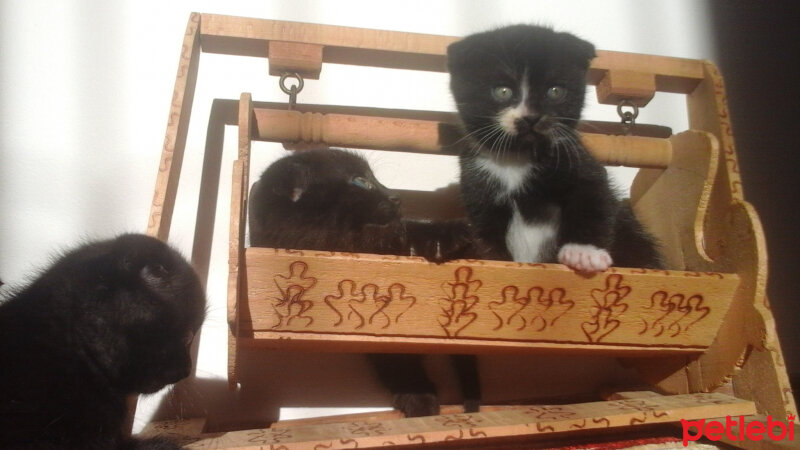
<box><xmin>610</xmin><ymin>398</ymin><xmax>661</xmax><ymax>412</ymax></box>
<box><xmin>581</xmin><ymin>274</ymin><xmax>630</xmax><ymax>342</ymax></box>
<box><xmin>592</xmin><ymin>417</ymin><xmax>611</xmax><ymax>428</ymax></box>
<box><xmin>346</xmin><ymin>421</ymin><xmax>388</xmax><ymax>436</ymax></box>
<box><xmin>525</xmin><ymin>406</ymin><xmax>579</xmax><ymax>421</ymax></box>
<box><xmin>252</xmin><ymin>254</ymin><xmax>733</xmax><ymax>349</ymax></box>
<box><xmin>488</xmin><ymin>286</ymin><xmax>574</xmax><ymax>331</ymax></box>
<box><xmin>324</xmin><ymin>280</ymin><xmax>416</xmax><ymax>329</ymax></box>
<box><xmin>640</xmin><ymin>291</ymin><xmax>710</xmax><ymax>337</ymax></box>
<box><xmin>271</xmin><ymin>261</ymin><xmax>317</xmax><ymax>328</ymax></box>
<box><xmin>406</xmin><ymin>434</ymin><xmax>426</xmax><ymax>444</ymax></box>
<box><xmin>569</xmin><ymin>419</ymin><xmax>587</xmax><ymax>429</ymax></box>
<box><xmin>433</xmin><ymin>414</ymin><xmax>484</xmax><ymax>429</ymax></box>
<box><xmin>438</xmin><ymin>267</ymin><xmax>481</xmax><ymax>337</ymax></box>
<box><xmin>246</xmin><ymin>428</ymin><xmax>293</xmax><ymax>444</ymax></box>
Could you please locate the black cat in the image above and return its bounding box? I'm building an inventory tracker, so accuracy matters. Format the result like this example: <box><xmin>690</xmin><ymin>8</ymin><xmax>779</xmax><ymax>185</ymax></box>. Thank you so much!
<box><xmin>0</xmin><ymin>234</ymin><xmax>206</xmax><ymax>449</ymax></box>
<box><xmin>249</xmin><ymin>149</ymin><xmax>480</xmax><ymax>417</ymax></box>
<box><xmin>447</xmin><ymin>25</ymin><xmax>663</xmax><ymax>271</ymax></box>
<box><xmin>249</xmin><ymin>148</ymin><xmax>477</xmax><ymax>262</ymax></box>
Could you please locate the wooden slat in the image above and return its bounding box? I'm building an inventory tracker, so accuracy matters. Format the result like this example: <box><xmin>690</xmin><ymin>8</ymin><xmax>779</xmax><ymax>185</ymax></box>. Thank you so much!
<box><xmin>252</xmin><ymin>108</ymin><xmax>673</xmax><ymax>168</ymax></box>
<box><xmin>227</xmin><ymin>93</ymin><xmax>254</xmax><ymax>388</ymax></box>
<box><xmin>236</xmin><ymin>100</ymin><xmax>674</xmax><ymax>138</ymax></box>
<box><xmin>197</xmin><ymin>13</ymin><xmax>704</xmax><ymax>92</ymax></box>
<box><xmin>610</xmin><ymin>391</ymin><xmax>800</xmax><ymax>449</ymax></box>
<box><xmin>227</xmin><ymin>159</ymin><xmax>244</xmax><ymax>389</ymax></box>
<box><xmin>271</xmin><ymin>405</ymin><xmax>525</xmax><ymax>429</ymax></box>
<box><xmin>142</xmin><ymin>393</ymin><xmax>754</xmax><ymax>449</ymax></box>
<box><xmin>148</xmin><ymin>13</ymin><xmax>202</xmax><ymax>240</ymax></box>
<box><xmin>239</xmin><ymin>248</ymin><xmax>738</xmax><ymax>355</ymax></box>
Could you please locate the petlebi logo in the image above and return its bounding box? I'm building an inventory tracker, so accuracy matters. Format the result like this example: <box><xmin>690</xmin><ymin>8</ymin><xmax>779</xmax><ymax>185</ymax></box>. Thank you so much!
<box><xmin>681</xmin><ymin>414</ymin><xmax>795</xmax><ymax>446</ymax></box>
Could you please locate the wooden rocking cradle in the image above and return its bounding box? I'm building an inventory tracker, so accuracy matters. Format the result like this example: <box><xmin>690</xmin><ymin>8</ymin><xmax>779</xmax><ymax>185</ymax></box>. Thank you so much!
<box><xmin>142</xmin><ymin>13</ymin><xmax>798</xmax><ymax>449</ymax></box>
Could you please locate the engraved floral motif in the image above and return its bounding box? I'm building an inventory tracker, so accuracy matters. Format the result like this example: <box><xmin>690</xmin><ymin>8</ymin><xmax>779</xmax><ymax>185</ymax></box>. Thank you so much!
<box><xmin>324</xmin><ymin>280</ymin><xmax>416</xmax><ymax>330</ymax></box>
<box><xmin>271</xmin><ymin>261</ymin><xmax>317</xmax><ymax>328</ymax></box>
<box><xmin>433</xmin><ymin>414</ymin><xmax>484</xmax><ymax>428</ymax></box>
<box><xmin>438</xmin><ymin>267</ymin><xmax>481</xmax><ymax>337</ymax></box>
<box><xmin>245</xmin><ymin>427</ymin><xmax>293</xmax><ymax>444</ymax></box>
<box><xmin>524</xmin><ymin>405</ymin><xmax>579</xmax><ymax>421</ymax></box>
<box><xmin>488</xmin><ymin>285</ymin><xmax>574</xmax><ymax>331</ymax></box>
<box><xmin>640</xmin><ymin>291</ymin><xmax>710</xmax><ymax>337</ymax></box>
<box><xmin>581</xmin><ymin>274</ymin><xmax>630</xmax><ymax>342</ymax></box>
<box><xmin>346</xmin><ymin>421</ymin><xmax>388</xmax><ymax>436</ymax></box>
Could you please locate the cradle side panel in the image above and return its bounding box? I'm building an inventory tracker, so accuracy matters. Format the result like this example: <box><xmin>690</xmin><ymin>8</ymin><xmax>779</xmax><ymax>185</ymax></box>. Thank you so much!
<box><xmin>240</xmin><ymin>248</ymin><xmax>738</xmax><ymax>354</ymax></box>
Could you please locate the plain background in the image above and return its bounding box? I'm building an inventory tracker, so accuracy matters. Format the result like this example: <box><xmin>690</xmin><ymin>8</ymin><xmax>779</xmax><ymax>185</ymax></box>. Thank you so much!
<box><xmin>1</xmin><ymin>0</ymin><xmax>797</xmax><ymax>432</ymax></box>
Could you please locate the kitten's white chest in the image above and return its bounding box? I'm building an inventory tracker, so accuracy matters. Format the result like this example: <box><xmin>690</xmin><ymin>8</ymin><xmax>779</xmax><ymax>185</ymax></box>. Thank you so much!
<box><xmin>505</xmin><ymin>205</ymin><xmax>560</xmax><ymax>263</ymax></box>
<box><xmin>474</xmin><ymin>157</ymin><xmax>532</xmax><ymax>200</ymax></box>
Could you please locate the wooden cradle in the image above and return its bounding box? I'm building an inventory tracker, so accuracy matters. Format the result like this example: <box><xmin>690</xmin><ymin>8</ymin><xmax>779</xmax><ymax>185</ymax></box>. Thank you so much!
<box><xmin>142</xmin><ymin>13</ymin><xmax>798</xmax><ymax>449</ymax></box>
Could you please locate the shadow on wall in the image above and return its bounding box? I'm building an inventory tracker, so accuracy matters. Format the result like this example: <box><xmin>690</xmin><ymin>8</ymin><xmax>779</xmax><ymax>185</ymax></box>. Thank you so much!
<box><xmin>708</xmin><ymin>1</ymin><xmax>800</xmax><ymax>376</ymax></box>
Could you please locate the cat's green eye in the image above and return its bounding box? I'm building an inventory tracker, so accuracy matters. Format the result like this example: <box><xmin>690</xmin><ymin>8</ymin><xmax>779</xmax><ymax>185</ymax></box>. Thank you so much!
<box><xmin>491</xmin><ymin>86</ymin><xmax>514</xmax><ymax>102</ymax></box>
<box><xmin>350</xmin><ymin>176</ymin><xmax>374</xmax><ymax>190</ymax></box>
<box><xmin>546</xmin><ymin>86</ymin><xmax>567</xmax><ymax>102</ymax></box>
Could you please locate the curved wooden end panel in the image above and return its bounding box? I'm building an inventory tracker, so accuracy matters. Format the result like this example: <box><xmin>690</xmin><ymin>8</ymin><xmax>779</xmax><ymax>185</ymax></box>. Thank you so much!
<box><xmin>635</xmin><ymin>201</ymin><xmax>770</xmax><ymax>398</ymax></box>
<box><xmin>631</xmin><ymin>130</ymin><xmax>719</xmax><ymax>271</ymax></box>
<box><xmin>713</xmin><ymin>201</ymin><xmax>796</xmax><ymax>417</ymax></box>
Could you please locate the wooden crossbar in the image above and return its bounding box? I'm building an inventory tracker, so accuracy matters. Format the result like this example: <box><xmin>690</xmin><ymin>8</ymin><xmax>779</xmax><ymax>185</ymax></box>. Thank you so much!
<box><xmin>251</xmin><ymin>107</ymin><xmax>674</xmax><ymax>168</ymax></box>
<box><xmin>197</xmin><ymin>13</ymin><xmax>704</xmax><ymax>93</ymax></box>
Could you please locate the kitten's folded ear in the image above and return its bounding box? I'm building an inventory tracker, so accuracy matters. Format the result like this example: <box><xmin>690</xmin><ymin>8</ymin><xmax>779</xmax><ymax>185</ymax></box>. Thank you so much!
<box><xmin>446</xmin><ymin>39</ymin><xmax>470</xmax><ymax>70</ymax></box>
<box><xmin>271</xmin><ymin>160</ymin><xmax>312</xmax><ymax>202</ymax></box>
<box><xmin>559</xmin><ymin>32</ymin><xmax>596</xmax><ymax>68</ymax></box>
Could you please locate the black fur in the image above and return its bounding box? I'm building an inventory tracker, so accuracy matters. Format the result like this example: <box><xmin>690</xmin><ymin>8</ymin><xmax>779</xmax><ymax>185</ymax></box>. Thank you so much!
<box><xmin>249</xmin><ymin>149</ymin><xmax>478</xmax><ymax>262</ymax></box>
<box><xmin>0</xmin><ymin>234</ymin><xmax>206</xmax><ymax>449</ymax></box>
<box><xmin>448</xmin><ymin>25</ymin><xmax>663</xmax><ymax>269</ymax></box>
<box><xmin>249</xmin><ymin>148</ymin><xmax>405</xmax><ymax>254</ymax></box>
<box><xmin>249</xmin><ymin>149</ymin><xmax>481</xmax><ymax>416</ymax></box>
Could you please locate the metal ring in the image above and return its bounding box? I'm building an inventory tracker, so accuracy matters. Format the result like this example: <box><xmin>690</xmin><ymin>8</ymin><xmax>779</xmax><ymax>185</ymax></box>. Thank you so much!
<box><xmin>279</xmin><ymin>72</ymin><xmax>304</xmax><ymax>95</ymax></box>
<box><xmin>616</xmin><ymin>99</ymin><xmax>640</xmax><ymax>121</ymax></box>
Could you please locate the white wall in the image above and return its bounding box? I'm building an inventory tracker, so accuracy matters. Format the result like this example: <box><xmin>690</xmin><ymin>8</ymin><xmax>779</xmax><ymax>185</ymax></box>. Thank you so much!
<box><xmin>0</xmin><ymin>0</ymin><xmax>715</xmax><ymax>433</ymax></box>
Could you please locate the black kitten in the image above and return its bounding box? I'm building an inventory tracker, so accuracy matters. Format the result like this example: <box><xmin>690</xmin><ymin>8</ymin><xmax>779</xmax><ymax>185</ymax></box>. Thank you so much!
<box><xmin>448</xmin><ymin>25</ymin><xmax>663</xmax><ymax>271</ymax></box>
<box><xmin>249</xmin><ymin>149</ymin><xmax>480</xmax><ymax>417</ymax></box>
<box><xmin>0</xmin><ymin>234</ymin><xmax>206</xmax><ymax>449</ymax></box>
<box><xmin>249</xmin><ymin>148</ymin><xmax>477</xmax><ymax>262</ymax></box>
<box><xmin>249</xmin><ymin>148</ymin><xmax>404</xmax><ymax>253</ymax></box>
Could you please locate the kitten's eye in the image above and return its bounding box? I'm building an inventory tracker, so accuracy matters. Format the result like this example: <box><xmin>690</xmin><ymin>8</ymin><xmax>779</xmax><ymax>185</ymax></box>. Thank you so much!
<box><xmin>350</xmin><ymin>176</ymin><xmax>374</xmax><ymax>190</ymax></box>
<box><xmin>491</xmin><ymin>86</ymin><xmax>514</xmax><ymax>102</ymax></box>
<box><xmin>546</xmin><ymin>86</ymin><xmax>567</xmax><ymax>102</ymax></box>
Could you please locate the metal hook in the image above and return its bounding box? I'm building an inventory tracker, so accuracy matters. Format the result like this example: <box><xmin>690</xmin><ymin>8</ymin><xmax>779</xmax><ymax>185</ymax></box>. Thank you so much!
<box><xmin>617</xmin><ymin>99</ymin><xmax>639</xmax><ymax>135</ymax></box>
<box><xmin>279</xmin><ymin>72</ymin><xmax>304</xmax><ymax>110</ymax></box>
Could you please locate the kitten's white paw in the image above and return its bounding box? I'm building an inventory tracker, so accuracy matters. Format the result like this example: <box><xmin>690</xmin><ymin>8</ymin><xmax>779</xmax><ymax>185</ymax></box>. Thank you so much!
<box><xmin>558</xmin><ymin>244</ymin><xmax>612</xmax><ymax>273</ymax></box>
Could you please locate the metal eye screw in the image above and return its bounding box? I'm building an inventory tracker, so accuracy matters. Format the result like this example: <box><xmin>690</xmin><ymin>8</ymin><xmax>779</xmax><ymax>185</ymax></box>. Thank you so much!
<box><xmin>279</xmin><ymin>72</ymin><xmax>305</xmax><ymax>110</ymax></box>
<box><xmin>617</xmin><ymin>99</ymin><xmax>640</xmax><ymax>135</ymax></box>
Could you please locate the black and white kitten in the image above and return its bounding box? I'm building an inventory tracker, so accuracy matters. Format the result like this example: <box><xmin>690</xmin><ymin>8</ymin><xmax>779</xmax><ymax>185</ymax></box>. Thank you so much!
<box><xmin>249</xmin><ymin>149</ymin><xmax>480</xmax><ymax>417</ymax></box>
<box><xmin>448</xmin><ymin>25</ymin><xmax>663</xmax><ymax>271</ymax></box>
<box><xmin>0</xmin><ymin>234</ymin><xmax>206</xmax><ymax>449</ymax></box>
